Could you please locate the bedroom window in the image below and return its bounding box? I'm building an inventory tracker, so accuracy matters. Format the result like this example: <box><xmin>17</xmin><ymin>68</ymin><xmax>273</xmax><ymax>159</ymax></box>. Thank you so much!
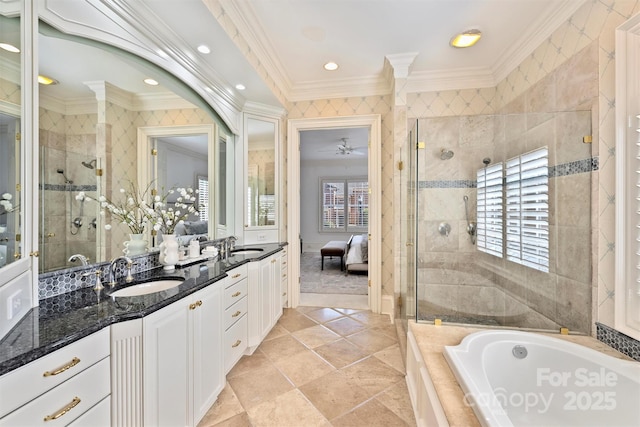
<box><xmin>321</xmin><ymin>178</ymin><xmax>368</xmax><ymax>232</ymax></box>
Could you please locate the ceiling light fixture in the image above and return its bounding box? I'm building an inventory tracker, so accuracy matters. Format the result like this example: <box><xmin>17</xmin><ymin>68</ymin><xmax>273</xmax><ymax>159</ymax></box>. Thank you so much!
<box><xmin>0</xmin><ymin>43</ymin><xmax>20</xmax><ymax>53</ymax></box>
<box><xmin>197</xmin><ymin>45</ymin><xmax>211</xmax><ymax>54</ymax></box>
<box><xmin>323</xmin><ymin>61</ymin><xmax>339</xmax><ymax>71</ymax></box>
<box><xmin>235</xmin><ymin>84</ymin><xmax>246</xmax><ymax>91</ymax></box>
<box><xmin>38</xmin><ymin>75</ymin><xmax>58</xmax><ymax>85</ymax></box>
<box><xmin>143</xmin><ymin>78</ymin><xmax>159</xmax><ymax>86</ymax></box>
<box><xmin>450</xmin><ymin>29</ymin><xmax>482</xmax><ymax>48</ymax></box>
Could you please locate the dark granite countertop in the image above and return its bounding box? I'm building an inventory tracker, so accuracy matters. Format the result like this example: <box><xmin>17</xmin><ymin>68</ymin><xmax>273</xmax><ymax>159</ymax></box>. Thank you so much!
<box><xmin>0</xmin><ymin>243</ymin><xmax>284</xmax><ymax>376</ymax></box>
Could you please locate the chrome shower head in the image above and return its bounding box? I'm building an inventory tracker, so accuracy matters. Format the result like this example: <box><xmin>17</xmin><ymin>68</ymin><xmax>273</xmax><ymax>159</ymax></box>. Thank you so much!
<box><xmin>81</xmin><ymin>159</ymin><xmax>97</xmax><ymax>169</ymax></box>
<box><xmin>440</xmin><ymin>148</ymin><xmax>454</xmax><ymax>160</ymax></box>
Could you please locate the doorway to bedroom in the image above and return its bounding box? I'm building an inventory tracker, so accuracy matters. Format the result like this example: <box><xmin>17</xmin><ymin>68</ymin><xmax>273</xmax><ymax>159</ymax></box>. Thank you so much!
<box><xmin>299</xmin><ymin>127</ymin><xmax>369</xmax><ymax>308</ymax></box>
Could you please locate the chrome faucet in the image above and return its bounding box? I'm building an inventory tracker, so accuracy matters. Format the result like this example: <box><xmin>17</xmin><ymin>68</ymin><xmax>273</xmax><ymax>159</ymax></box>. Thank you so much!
<box><xmin>108</xmin><ymin>256</ymin><xmax>134</xmax><ymax>286</ymax></box>
<box><xmin>68</xmin><ymin>253</ymin><xmax>89</xmax><ymax>266</ymax></box>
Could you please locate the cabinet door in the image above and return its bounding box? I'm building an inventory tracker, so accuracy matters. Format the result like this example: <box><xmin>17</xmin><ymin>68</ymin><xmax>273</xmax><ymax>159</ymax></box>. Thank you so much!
<box><xmin>191</xmin><ymin>281</ymin><xmax>224</xmax><ymax>425</ymax></box>
<box><xmin>143</xmin><ymin>299</ymin><xmax>190</xmax><ymax>427</ymax></box>
<box><xmin>259</xmin><ymin>256</ymin><xmax>273</xmax><ymax>339</ymax></box>
<box><xmin>271</xmin><ymin>255</ymin><xmax>283</xmax><ymax>322</ymax></box>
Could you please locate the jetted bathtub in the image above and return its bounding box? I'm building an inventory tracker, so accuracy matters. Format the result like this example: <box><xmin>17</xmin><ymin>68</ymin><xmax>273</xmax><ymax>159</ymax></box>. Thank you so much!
<box><xmin>444</xmin><ymin>330</ymin><xmax>640</xmax><ymax>427</ymax></box>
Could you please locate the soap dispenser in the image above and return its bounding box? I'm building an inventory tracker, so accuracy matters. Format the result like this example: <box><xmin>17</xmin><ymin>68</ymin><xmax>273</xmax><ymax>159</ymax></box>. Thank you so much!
<box><xmin>189</xmin><ymin>239</ymin><xmax>200</xmax><ymax>258</ymax></box>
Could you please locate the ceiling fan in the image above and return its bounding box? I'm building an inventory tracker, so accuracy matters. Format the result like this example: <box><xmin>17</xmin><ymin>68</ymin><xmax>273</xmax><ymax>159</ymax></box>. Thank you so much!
<box><xmin>333</xmin><ymin>138</ymin><xmax>366</xmax><ymax>156</ymax></box>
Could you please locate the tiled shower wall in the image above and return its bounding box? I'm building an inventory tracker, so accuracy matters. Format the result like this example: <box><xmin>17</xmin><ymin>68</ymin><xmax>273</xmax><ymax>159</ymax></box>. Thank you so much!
<box><xmin>414</xmin><ymin>108</ymin><xmax>594</xmax><ymax>334</ymax></box>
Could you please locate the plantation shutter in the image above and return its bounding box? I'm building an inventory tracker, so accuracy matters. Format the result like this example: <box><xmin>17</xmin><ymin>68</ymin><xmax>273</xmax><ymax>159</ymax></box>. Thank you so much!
<box><xmin>477</xmin><ymin>163</ymin><xmax>503</xmax><ymax>257</ymax></box>
<box><xmin>198</xmin><ymin>176</ymin><xmax>209</xmax><ymax>221</ymax></box>
<box><xmin>505</xmin><ymin>148</ymin><xmax>549</xmax><ymax>272</ymax></box>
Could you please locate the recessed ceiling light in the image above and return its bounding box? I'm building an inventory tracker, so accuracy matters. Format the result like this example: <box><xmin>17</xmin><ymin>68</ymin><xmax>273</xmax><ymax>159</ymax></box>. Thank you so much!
<box><xmin>235</xmin><ymin>84</ymin><xmax>246</xmax><ymax>91</ymax></box>
<box><xmin>0</xmin><ymin>43</ymin><xmax>19</xmax><ymax>53</ymax></box>
<box><xmin>143</xmin><ymin>78</ymin><xmax>159</xmax><ymax>86</ymax></box>
<box><xmin>38</xmin><ymin>75</ymin><xmax>58</xmax><ymax>85</ymax></box>
<box><xmin>197</xmin><ymin>45</ymin><xmax>211</xmax><ymax>54</ymax></box>
<box><xmin>324</xmin><ymin>61</ymin><xmax>339</xmax><ymax>71</ymax></box>
<box><xmin>450</xmin><ymin>29</ymin><xmax>482</xmax><ymax>48</ymax></box>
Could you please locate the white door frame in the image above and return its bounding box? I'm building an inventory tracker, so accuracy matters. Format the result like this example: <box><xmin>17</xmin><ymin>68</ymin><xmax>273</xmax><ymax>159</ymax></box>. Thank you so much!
<box><xmin>287</xmin><ymin>115</ymin><xmax>382</xmax><ymax>313</ymax></box>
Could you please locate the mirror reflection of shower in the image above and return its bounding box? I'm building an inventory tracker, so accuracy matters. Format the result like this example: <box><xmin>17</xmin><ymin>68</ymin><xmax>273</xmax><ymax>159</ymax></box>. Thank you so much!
<box><xmin>57</xmin><ymin>168</ymin><xmax>87</xmax><ymax>235</ymax></box>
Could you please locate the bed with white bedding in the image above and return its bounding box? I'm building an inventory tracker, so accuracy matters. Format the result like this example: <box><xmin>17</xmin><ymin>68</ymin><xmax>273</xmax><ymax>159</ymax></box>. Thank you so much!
<box><xmin>345</xmin><ymin>234</ymin><xmax>368</xmax><ymax>274</ymax></box>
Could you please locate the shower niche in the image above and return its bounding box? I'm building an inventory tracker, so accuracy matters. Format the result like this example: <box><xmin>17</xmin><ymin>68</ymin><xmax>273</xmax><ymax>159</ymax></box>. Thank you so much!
<box><xmin>411</xmin><ymin>110</ymin><xmax>594</xmax><ymax>334</ymax></box>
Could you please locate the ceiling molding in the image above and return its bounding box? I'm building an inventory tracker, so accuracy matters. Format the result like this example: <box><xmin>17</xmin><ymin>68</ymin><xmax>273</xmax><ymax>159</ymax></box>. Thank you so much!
<box><xmin>406</xmin><ymin>67</ymin><xmax>497</xmax><ymax>93</ymax></box>
<box><xmin>244</xmin><ymin>101</ymin><xmax>286</xmax><ymax>118</ymax></box>
<box><xmin>385</xmin><ymin>53</ymin><xmax>418</xmax><ymax>79</ymax></box>
<box><xmin>219</xmin><ymin>0</ymin><xmax>293</xmax><ymax>100</ymax></box>
<box><xmin>490</xmin><ymin>0</ymin><xmax>588</xmax><ymax>83</ymax></box>
<box><xmin>289</xmin><ymin>75</ymin><xmax>392</xmax><ymax>102</ymax></box>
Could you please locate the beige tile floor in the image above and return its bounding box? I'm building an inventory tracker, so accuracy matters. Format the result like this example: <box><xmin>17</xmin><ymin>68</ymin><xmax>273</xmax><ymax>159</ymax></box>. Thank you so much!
<box><xmin>198</xmin><ymin>306</ymin><xmax>417</xmax><ymax>427</ymax></box>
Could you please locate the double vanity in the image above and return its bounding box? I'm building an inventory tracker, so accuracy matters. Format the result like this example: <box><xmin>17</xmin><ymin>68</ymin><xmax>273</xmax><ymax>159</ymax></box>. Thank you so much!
<box><xmin>0</xmin><ymin>243</ymin><xmax>288</xmax><ymax>426</ymax></box>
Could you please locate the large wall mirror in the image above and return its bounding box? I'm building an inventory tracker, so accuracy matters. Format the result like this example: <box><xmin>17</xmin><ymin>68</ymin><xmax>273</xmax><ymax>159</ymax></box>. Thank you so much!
<box><xmin>245</xmin><ymin>115</ymin><xmax>277</xmax><ymax>230</ymax></box>
<box><xmin>0</xmin><ymin>12</ymin><xmax>22</xmax><ymax>270</ymax></box>
<box><xmin>38</xmin><ymin>22</ymin><xmax>234</xmax><ymax>273</ymax></box>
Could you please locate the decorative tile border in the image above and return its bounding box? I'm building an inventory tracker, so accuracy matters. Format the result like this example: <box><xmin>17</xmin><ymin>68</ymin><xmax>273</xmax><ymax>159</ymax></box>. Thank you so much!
<box><xmin>549</xmin><ymin>157</ymin><xmax>599</xmax><ymax>178</ymax></box>
<box><xmin>40</xmin><ymin>184</ymin><xmax>98</xmax><ymax>192</ymax></box>
<box><xmin>596</xmin><ymin>322</ymin><xmax>640</xmax><ymax>362</ymax></box>
<box><xmin>418</xmin><ymin>180</ymin><xmax>476</xmax><ymax>189</ymax></box>
<box><xmin>418</xmin><ymin>157</ymin><xmax>599</xmax><ymax>189</ymax></box>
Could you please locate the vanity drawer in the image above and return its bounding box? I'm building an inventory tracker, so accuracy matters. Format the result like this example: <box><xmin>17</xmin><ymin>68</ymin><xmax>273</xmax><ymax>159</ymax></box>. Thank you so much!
<box><xmin>0</xmin><ymin>328</ymin><xmax>110</xmax><ymax>418</ymax></box>
<box><xmin>224</xmin><ymin>277</ymin><xmax>247</xmax><ymax>309</ymax></box>
<box><xmin>0</xmin><ymin>357</ymin><xmax>110</xmax><ymax>426</ymax></box>
<box><xmin>224</xmin><ymin>314</ymin><xmax>247</xmax><ymax>373</ymax></box>
<box><xmin>224</xmin><ymin>296</ymin><xmax>248</xmax><ymax>331</ymax></box>
<box><xmin>226</xmin><ymin>264</ymin><xmax>247</xmax><ymax>287</ymax></box>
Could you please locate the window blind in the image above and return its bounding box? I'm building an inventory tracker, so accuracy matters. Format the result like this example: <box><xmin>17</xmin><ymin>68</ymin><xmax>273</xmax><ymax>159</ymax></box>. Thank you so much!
<box><xmin>505</xmin><ymin>148</ymin><xmax>549</xmax><ymax>272</ymax></box>
<box><xmin>198</xmin><ymin>176</ymin><xmax>209</xmax><ymax>221</ymax></box>
<box><xmin>477</xmin><ymin>163</ymin><xmax>503</xmax><ymax>258</ymax></box>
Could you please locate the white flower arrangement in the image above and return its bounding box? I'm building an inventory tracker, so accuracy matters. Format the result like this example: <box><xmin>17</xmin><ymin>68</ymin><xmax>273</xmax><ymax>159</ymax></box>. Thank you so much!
<box><xmin>77</xmin><ymin>182</ymin><xmax>154</xmax><ymax>234</ymax></box>
<box><xmin>0</xmin><ymin>192</ymin><xmax>18</xmax><ymax>216</ymax></box>
<box><xmin>149</xmin><ymin>187</ymin><xmax>200</xmax><ymax>235</ymax></box>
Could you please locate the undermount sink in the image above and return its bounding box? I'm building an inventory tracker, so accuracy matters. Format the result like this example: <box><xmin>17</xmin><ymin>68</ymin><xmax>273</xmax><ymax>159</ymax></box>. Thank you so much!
<box><xmin>230</xmin><ymin>248</ymin><xmax>264</xmax><ymax>255</ymax></box>
<box><xmin>109</xmin><ymin>279</ymin><xmax>183</xmax><ymax>297</ymax></box>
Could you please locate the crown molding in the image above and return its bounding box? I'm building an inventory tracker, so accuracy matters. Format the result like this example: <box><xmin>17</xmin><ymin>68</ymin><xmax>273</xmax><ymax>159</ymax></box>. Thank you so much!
<box><xmin>289</xmin><ymin>75</ymin><xmax>392</xmax><ymax>102</ymax></box>
<box><xmin>406</xmin><ymin>67</ymin><xmax>497</xmax><ymax>93</ymax></box>
<box><xmin>243</xmin><ymin>101</ymin><xmax>286</xmax><ymax>118</ymax></box>
<box><xmin>219</xmin><ymin>0</ymin><xmax>293</xmax><ymax>100</ymax></box>
<box><xmin>385</xmin><ymin>52</ymin><xmax>418</xmax><ymax>79</ymax></box>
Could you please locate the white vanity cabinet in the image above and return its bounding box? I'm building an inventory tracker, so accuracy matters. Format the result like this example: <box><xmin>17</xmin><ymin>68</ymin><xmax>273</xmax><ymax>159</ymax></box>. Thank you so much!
<box><xmin>223</xmin><ymin>264</ymin><xmax>248</xmax><ymax>373</ymax></box>
<box><xmin>143</xmin><ymin>280</ymin><xmax>225</xmax><ymax>426</ymax></box>
<box><xmin>0</xmin><ymin>328</ymin><xmax>110</xmax><ymax>426</ymax></box>
<box><xmin>247</xmin><ymin>252</ymin><xmax>283</xmax><ymax>352</ymax></box>
<box><xmin>111</xmin><ymin>279</ymin><xmax>225</xmax><ymax>427</ymax></box>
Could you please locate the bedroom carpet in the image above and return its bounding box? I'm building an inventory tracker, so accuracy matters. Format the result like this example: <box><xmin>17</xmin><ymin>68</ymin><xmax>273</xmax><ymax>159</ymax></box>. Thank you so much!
<box><xmin>300</xmin><ymin>252</ymin><xmax>368</xmax><ymax>295</ymax></box>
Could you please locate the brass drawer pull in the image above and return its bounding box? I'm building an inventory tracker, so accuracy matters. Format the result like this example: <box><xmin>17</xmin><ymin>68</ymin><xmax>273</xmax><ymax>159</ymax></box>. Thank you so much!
<box><xmin>232</xmin><ymin>339</ymin><xmax>242</xmax><ymax>348</ymax></box>
<box><xmin>44</xmin><ymin>397</ymin><xmax>81</xmax><ymax>421</ymax></box>
<box><xmin>232</xmin><ymin>273</ymin><xmax>241</xmax><ymax>279</ymax></box>
<box><xmin>232</xmin><ymin>291</ymin><xmax>241</xmax><ymax>297</ymax></box>
<box><xmin>189</xmin><ymin>300</ymin><xmax>203</xmax><ymax>310</ymax></box>
<box><xmin>43</xmin><ymin>357</ymin><xmax>80</xmax><ymax>377</ymax></box>
<box><xmin>231</xmin><ymin>310</ymin><xmax>242</xmax><ymax>318</ymax></box>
